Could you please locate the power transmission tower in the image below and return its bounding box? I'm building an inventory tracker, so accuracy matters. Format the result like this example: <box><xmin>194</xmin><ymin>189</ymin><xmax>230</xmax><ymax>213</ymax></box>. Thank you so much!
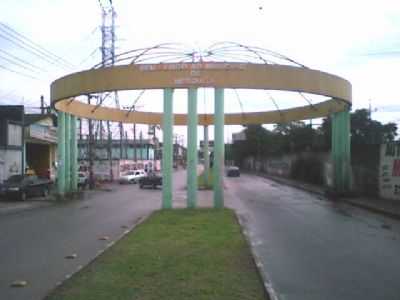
<box><xmin>98</xmin><ymin>0</ymin><xmax>123</xmax><ymax>181</ymax></box>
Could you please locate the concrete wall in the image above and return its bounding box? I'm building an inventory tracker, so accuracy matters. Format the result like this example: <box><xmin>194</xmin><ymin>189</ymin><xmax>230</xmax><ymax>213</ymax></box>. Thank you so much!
<box><xmin>244</xmin><ymin>151</ymin><xmax>329</xmax><ymax>185</ymax></box>
<box><xmin>242</xmin><ymin>146</ymin><xmax>381</xmax><ymax>197</ymax></box>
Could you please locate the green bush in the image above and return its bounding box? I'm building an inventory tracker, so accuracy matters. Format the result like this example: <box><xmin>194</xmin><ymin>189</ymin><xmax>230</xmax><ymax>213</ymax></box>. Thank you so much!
<box><xmin>290</xmin><ymin>156</ymin><xmax>324</xmax><ymax>185</ymax></box>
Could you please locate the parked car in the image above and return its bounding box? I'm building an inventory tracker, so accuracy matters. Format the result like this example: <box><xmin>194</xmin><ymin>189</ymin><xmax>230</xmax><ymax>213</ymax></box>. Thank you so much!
<box><xmin>226</xmin><ymin>166</ymin><xmax>240</xmax><ymax>177</ymax></box>
<box><xmin>139</xmin><ymin>172</ymin><xmax>162</xmax><ymax>189</ymax></box>
<box><xmin>0</xmin><ymin>182</ymin><xmax>5</xmax><ymax>198</ymax></box>
<box><xmin>119</xmin><ymin>170</ymin><xmax>146</xmax><ymax>184</ymax></box>
<box><xmin>78</xmin><ymin>172</ymin><xmax>89</xmax><ymax>189</ymax></box>
<box><xmin>2</xmin><ymin>174</ymin><xmax>52</xmax><ymax>201</ymax></box>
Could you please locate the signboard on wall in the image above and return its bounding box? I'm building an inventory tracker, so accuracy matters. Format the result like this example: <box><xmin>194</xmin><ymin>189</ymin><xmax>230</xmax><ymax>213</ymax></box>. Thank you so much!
<box><xmin>28</xmin><ymin>124</ymin><xmax>57</xmax><ymax>143</ymax></box>
<box><xmin>380</xmin><ymin>143</ymin><xmax>400</xmax><ymax>200</ymax></box>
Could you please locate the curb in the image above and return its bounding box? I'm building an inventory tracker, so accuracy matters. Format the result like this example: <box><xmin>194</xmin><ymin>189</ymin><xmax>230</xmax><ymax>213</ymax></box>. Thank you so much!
<box><xmin>0</xmin><ymin>201</ymin><xmax>53</xmax><ymax>216</ymax></box>
<box><xmin>252</xmin><ymin>172</ymin><xmax>400</xmax><ymax>221</ymax></box>
<box><xmin>44</xmin><ymin>212</ymin><xmax>153</xmax><ymax>299</ymax></box>
<box><xmin>235</xmin><ymin>212</ymin><xmax>279</xmax><ymax>300</ymax></box>
<box><xmin>252</xmin><ymin>172</ymin><xmax>325</xmax><ymax>196</ymax></box>
<box><xmin>340</xmin><ymin>199</ymin><xmax>400</xmax><ymax>221</ymax></box>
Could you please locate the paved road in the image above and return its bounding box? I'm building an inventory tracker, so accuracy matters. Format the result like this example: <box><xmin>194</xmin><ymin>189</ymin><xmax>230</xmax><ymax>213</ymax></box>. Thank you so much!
<box><xmin>227</xmin><ymin>174</ymin><xmax>400</xmax><ymax>300</ymax></box>
<box><xmin>0</xmin><ymin>171</ymin><xmax>173</xmax><ymax>300</ymax></box>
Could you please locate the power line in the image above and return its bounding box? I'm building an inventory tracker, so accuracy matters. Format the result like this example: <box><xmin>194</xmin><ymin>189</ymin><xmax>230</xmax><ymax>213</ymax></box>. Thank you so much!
<box><xmin>0</xmin><ymin>53</ymin><xmax>40</xmax><ymax>74</ymax></box>
<box><xmin>0</xmin><ymin>22</ymin><xmax>75</xmax><ymax>68</ymax></box>
<box><xmin>0</xmin><ymin>63</ymin><xmax>39</xmax><ymax>80</ymax></box>
<box><xmin>78</xmin><ymin>47</ymin><xmax>99</xmax><ymax>66</ymax></box>
<box><xmin>0</xmin><ymin>48</ymin><xmax>47</xmax><ymax>72</ymax></box>
<box><xmin>0</xmin><ymin>31</ymin><xmax>70</xmax><ymax>71</ymax></box>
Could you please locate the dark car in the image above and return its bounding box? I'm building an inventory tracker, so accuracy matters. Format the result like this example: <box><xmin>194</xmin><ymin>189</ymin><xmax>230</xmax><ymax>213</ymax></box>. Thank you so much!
<box><xmin>2</xmin><ymin>174</ymin><xmax>52</xmax><ymax>201</ymax></box>
<box><xmin>139</xmin><ymin>173</ymin><xmax>162</xmax><ymax>189</ymax></box>
<box><xmin>0</xmin><ymin>182</ymin><xmax>5</xmax><ymax>198</ymax></box>
<box><xmin>226</xmin><ymin>166</ymin><xmax>240</xmax><ymax>177</ymax></box>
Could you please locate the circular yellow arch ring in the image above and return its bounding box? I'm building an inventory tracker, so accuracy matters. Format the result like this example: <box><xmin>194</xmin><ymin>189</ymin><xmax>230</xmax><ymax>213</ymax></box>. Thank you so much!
<box><xmin>51</xmin><ymin>62</ymin><xmax>351</xmax><ymax>125</ymax></box>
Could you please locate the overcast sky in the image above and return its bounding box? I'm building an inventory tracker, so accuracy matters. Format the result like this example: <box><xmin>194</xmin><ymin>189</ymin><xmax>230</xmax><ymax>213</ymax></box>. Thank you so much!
<box><xmin>1</xmin><ymin>0</ymin><xmax>400</xmax><ymax>142</ymax></box>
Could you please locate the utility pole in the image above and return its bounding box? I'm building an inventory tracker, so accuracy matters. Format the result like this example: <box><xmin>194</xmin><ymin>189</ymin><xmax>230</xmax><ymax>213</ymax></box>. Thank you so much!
<box><xmin>123</xmin><ymin>104</ymin><xmax>140</xmax><ymax>163</ymax></box>
<box><xmin>79</xmin><ymin>118</ymin><xmax>82</xmax><ymax>140</ymax></box>
<box><xmin>88</xmin><ymin>95</ymin><xmax>95</xmax><ymax>189</ymax></box>
<box><xmin>125</xmin><ymin>131</ymin><xmax>128</xmax><ymax>159</ymax></box>
<box><xmin>40</xmin><ymin>95</ymin><xmax>45</xmax><ymax>114</ymax></box>
<box><xmin>139</xmin><ymin>130</ymin><xmax>143</xmax><ymax>164</ymax></box>
<box><xmin>107</xmin><ymin>120</ymin><xmax>113</xmax><ymax>180</ymax></box>
<box><xmin>153</xmin><ymin>125</ymin><xmax>158</xmax><ymax>171</ymax></box>
<box><xmin>99</xmin><ymin>0</ymin><xmax>121</xmax><ymax>180</ymax></box>
<box><xmin>133</xmin><ymin>122</ymin><xmax>137</xmax><ymax>162</ymax></box>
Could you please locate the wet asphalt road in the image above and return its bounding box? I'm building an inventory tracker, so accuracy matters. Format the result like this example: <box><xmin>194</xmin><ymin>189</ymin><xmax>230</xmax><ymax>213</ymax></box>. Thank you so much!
<box><xmin>227</xmin><ymin>174</ymin><xmax>400</xmax><ymax>300</ymax></box>
<box><xmin>0</xmin><ymin>179</ymin><xmax>163</xmax><ymax>300</ymax></box>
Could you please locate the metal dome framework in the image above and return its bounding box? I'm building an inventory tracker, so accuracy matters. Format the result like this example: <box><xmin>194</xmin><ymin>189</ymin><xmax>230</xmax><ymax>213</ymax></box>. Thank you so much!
<box><xmin>51</xmin><ymin>42</ymin><xmax>351</xmax><ymax>125</ymax></box>
<box><xmin>92</xmin><ymin>42</ymin><xmax>308</xmax><ymax>67</ymax></box>
<box><xmin>51</xmin><ymin>43</ymin><xmax>352</xmax><ymax>208</ymax></box>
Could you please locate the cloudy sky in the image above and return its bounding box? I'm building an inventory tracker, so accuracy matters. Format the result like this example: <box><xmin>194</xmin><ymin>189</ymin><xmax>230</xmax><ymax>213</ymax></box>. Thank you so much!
<box><xmin>1</xmin><ymin>0</ymin><xmax>400</xmax><ymax>141</ymax></box>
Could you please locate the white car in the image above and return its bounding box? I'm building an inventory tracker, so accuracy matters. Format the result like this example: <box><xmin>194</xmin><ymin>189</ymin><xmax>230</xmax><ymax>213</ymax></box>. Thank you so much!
<box><xmin>119</xmin><ymin>170</ymin><xmax>146</xmax><ymax>184</ymax></box>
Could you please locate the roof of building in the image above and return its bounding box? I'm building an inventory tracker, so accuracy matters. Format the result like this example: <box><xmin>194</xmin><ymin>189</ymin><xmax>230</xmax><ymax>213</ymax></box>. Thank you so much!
<box><xmin>24</xmin><ymin>113</ymin><xmax>56</xmax><ymax>126</ymax></box>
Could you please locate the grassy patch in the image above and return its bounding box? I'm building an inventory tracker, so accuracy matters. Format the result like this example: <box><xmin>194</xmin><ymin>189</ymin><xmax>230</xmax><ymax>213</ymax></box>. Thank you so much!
<box><xmin>197</xmin><ymin>170</ymin><xmax>213</xmax><ymax>189</ymax></box>
<box><xmin>46</xmin><ymin>209</ymin><xmax>267</xmax><ymax>300</ymax></box>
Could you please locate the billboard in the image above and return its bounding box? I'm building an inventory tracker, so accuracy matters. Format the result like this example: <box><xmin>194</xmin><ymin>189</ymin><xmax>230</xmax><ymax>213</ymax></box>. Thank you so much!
<box><xmin>28</xmin><ymin>124</ymin><xmax>57</xmax><ymax>143</ymax></box>
<box><xmin>380</xmin><ymin>143</ymin><xmax>400</xmax><ymax>200</ymax></box>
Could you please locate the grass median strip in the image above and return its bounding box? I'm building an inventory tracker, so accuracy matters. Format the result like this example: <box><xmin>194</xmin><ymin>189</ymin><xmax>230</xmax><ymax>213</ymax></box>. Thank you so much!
<box><xmin>46</xmin><ymin>208</ymin><xmax>267</xmax><ymax>300</ymax></box>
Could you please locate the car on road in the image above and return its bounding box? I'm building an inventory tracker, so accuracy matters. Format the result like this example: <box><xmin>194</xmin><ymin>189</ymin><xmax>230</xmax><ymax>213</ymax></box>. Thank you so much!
<box><xmin>0</xmin><ymin>182</ymin><xmax>5</xmax><ymax>198</ymax></box>
<box><xmin>139</xmin><ymin>172</ymin><xmax>162</xmax><ymax>189</ymax></box>
<box><xmin>226</xmin><ymin>166</ymin><xmax>240</xmax><ymax>177</ymax></box>
<box><xmin>2</xmin><ymin>174</ymin><xmax>52</xmax><ymax>201</ymax></box>
<box><xmin>119</xmin><ymin>170</ymin><xmax>146</xmax><ymax>184</ymax></box>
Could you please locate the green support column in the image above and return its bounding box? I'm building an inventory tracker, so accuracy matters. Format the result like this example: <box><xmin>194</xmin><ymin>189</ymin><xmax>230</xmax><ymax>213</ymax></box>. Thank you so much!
<box><xmin>57</xmin><ymin>111</ymin><xmax>66</xmax><ymax>196</ymax></box>
<box><xmin>203</xmin><ymin>125</ymin><xmax>210</xmax><ymax>185</ymax></box>
<box><xmin>162</xmin><ymin>88</ymin><xmax>174</xmax><ymax>209</ymax></box>
<box><xmin>331</xmin><ymin>108</ymin><xmax>351</xmax><ymax>194</ymax></box>
<box><xmin>70</xmin><ymin>116</ymin><xmax>78</xmax><ymax>193</ymax></box>
<box><xmin>187</xmin><ymin>88</ymin><xmax>198</xmax><ymax>208</ymax></box>
<box><xmin>64</xmin><ymin>113</ymin><xmax>71</xmax><ymax>194</ymax></box>
<box><xmin>213</xmin><ymin>88</ymin><xmax>224</xmax><ymax>208</ymax></box>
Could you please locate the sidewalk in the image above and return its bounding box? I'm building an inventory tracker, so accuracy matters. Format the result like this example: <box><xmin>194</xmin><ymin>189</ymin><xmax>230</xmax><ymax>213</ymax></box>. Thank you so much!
<box><xmin>252</xmin><ymin>171</ymin><xmax>400</xmax><ymax>220</ymax></box>
<box><xmin>0</xmin><ymin>199</ymin><xmax>53</xmax><ymax>215</ymax></box>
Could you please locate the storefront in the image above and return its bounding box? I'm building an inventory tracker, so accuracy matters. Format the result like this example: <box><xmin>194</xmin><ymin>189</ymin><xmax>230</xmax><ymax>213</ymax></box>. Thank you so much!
<box><xmin>24</xmin><ymin>115</ymin><xmax>57</xmax><ymax>180</ymax></box>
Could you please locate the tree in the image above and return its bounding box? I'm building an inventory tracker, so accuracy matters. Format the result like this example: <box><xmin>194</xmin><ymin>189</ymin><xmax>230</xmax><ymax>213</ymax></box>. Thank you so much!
<box><xmin>232</xmin><ymin>122</ymin><xmax>318</xmax><ymax>164</ymax></box>
<box><xmin>232</xmin><ymin>109</ymin><xmax>398</xmax><ymax>166</ymax></box>
<box><xmin>273</xmin><ymin>121</ymin><xmax>317</xmax><ymax>153</ymax></box>
<box><xmin>320</xmin><ymin>109</ymin><xmax>398</xmax><ymax>147</ymax></box>
<box><xmin>232</xmin><ymin>124</ymin><xmax>272</xmax><ymax>166</ymax></box>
